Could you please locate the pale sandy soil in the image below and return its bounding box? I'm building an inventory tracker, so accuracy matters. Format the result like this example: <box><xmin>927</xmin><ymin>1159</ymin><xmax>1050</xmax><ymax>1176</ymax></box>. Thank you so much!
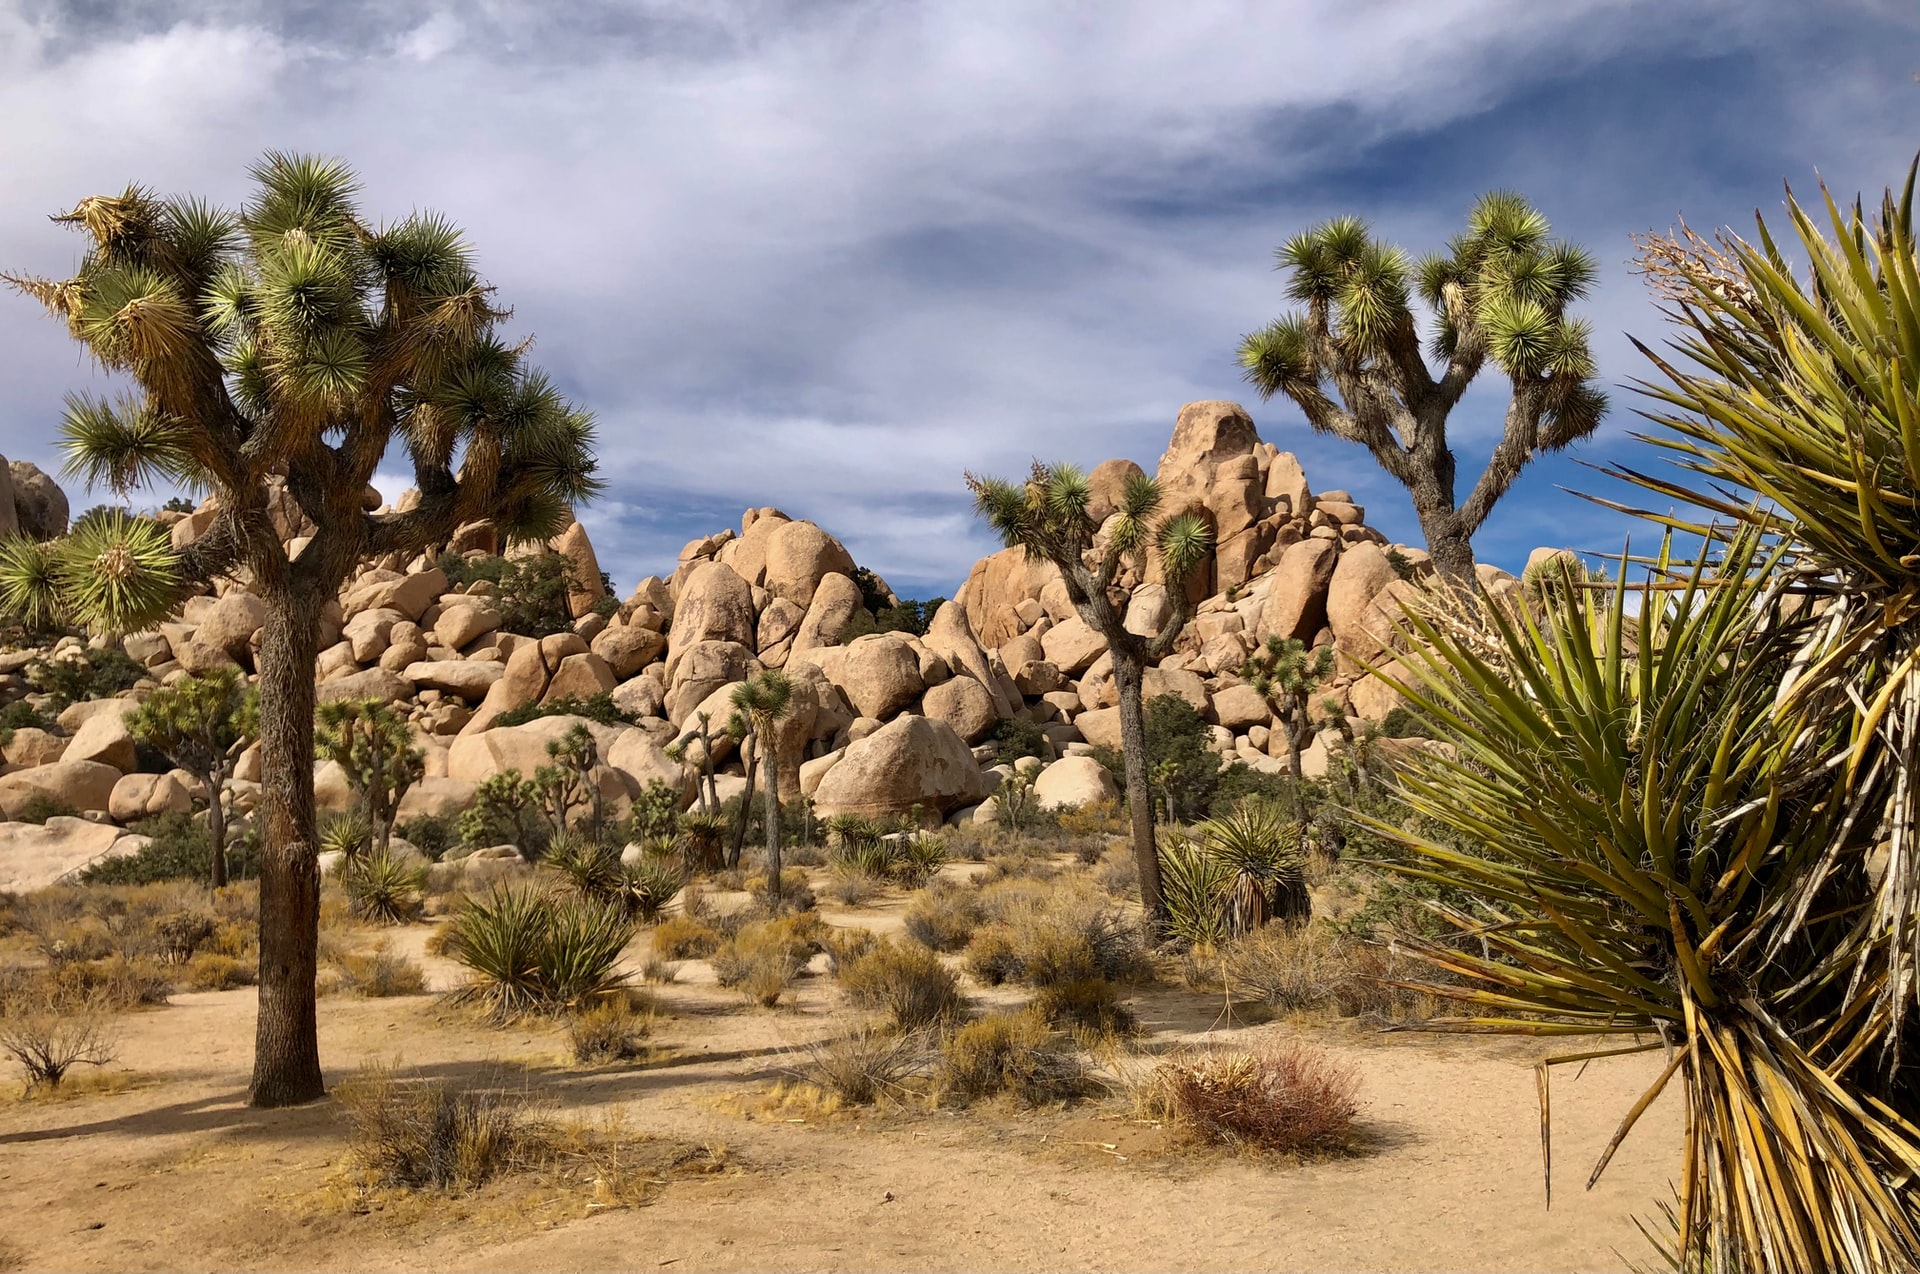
<box><xmin>0</xmin><ymin>891</ymin><xmax>1683</xmax><ymax>1274</ymax></box>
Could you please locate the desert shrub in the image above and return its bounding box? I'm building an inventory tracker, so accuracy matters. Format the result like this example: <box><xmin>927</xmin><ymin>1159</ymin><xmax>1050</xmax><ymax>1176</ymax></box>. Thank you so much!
<box><xmin>963</xmin><ymin>880</ymin><xmax>1150</xmax><ymax>989</ymax></box>
<box><xmin>323</xmin><ymin>942</ymin><xmax>428</xmax><ymax>998</ymax></box>
<box><xmin>318</xmin><ymin>812</ymin><xmax>372</xmax><ymax>863</ymax></box>
<box><xmin>838</xmin><ymin>939</ymin><xmax>964</xmax><ymax>1029</ymax></box>
<box><xmin>990</xmin><ymin>717</ymin><xmax>1049</xmax><ymax>765</ymax></box>
<box><xmin>938</xmin><ymin>1009</ymin><xmax>1092</xmax><ymax>1106</ymax></box>
<box><xmin>1031</xmin><ymin>977</ymin><xmax>1137</xmax><ymax>1039</ymax></box>
<box><xmin>336</xmin><ymin>1066</ymin><xmax>533</xmax><ymax>1190</ymax></box>
<box><xmin>710</xmin><ymin>915</ymin><xmax>819</xmax><ymax>1007</ymax></box>
<box><xmin>827</xmin><ymin>869</ymin><xmax>881</xmax><ymax>907</ymax></box>
<box><xmin>797</xmin><ymin>1026</ymin><xmax>930</xmax><ymax>1105</ymax></box>
<box><xmin>16</xmin><ymin>793</ymin><xmax>79</xmax><ymax>825</ymax></box>
<box><xmin>902</xmin><ymin>879</ymin><xmax>986</xmax><ymax>952</ymax></box>
<box><xmin>1094</xmin><ymin>846</ymin><xmax>1138</xmax><ymax>899</ymax></box>
<box><xmin>28</xmin><ymin>647</ymin><xmax>146</xmax><ymax>710</ymax></box>
<box><xmin>494</xmin><ymin>692</ymin><xmax>634</xmax><ymax>729</ymax></box>
<box><xmin>568</xmin><ymin>996</ymin><xmax>650</xmax><ymax>1064</ymax></box>
<box><xmin>746</xmin><ymin>867</ymin><xmax>815</xmax><ymax>915</ymax></box>
<box><xmin>1143</xmin><ymin>1043</ymin><xmax>1360</xmax><ymax>1155</ymax></box>
<box><xmin>458</xmin><ymin>770</ymin><xmax>548</xmax><ymax>856</ymax></box>
<box><xmin>0</xmin><ymin>985</ymin><xmax>117</xmax><ymax>1093</ymax></box>
<box><xmin>49</xmin><ymin>955</ymin><xmax>172</xmax><ymax>1009</ymax></box>
<box><xmin>820</xmin><ymin>925</ymin><xmax>878</xmax><ymax>974</ymax></box>
<box><xmin>1159</xmin><ymin>802</ymin><xmax>1310</xmax><ymax>947</ymax></box>
<box><xmin>442</xmin><ymin>887</ymin><xmax>634</xmax><ymax>1019</ymax></box>
<box><xmin>1211</xmin><ymin>924</ymin><xmax>1359</xmax><ymax>1013</ymax></box>
<box><xmin>396</xmin><ymin>812</ymin><xmax>459</xmax><ymax>862</ymax></box>
<box><xmin>1377</xmin><ymin>706</ymin><xmax>1424</xmax><ymax>739</ymax></box>
<box><xmin>0</xmin><ymin>698</ymin><xmax>53</xmax><ymax>747</ymax></box>
<box><xmin>181</xmin><ymin>952</ymin><xmax>255</xmax><ymax>991</ymax></box>
<box><xmin>153</xmin><ymin>910</ymin><xmax>218</xmax><ymax>963</ymax></box>
<box><xmin>651</xmin><ymin>915</ymin><xmax>720</xmax><ymax>960</ymax></box>
<box><xmin>344</xmin><ymin>849</ymin><xmax>427</xmax><ymax>924</ymax></box>
<box><xmin>79</xmin><ymin>812</ymin><xmax>260</xmax><ymax>885</ymax></box>
<box><xmin>441</xmin><ymin>552</ymin><xmax>613</xmax><ymax>638</ymax></box>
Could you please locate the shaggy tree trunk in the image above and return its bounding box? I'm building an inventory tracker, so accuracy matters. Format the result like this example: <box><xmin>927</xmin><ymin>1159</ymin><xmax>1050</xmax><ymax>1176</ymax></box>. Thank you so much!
<box><xmin>249</xmin><ymin>586</ymin><xmax>325</xmax><ymax>1108</ymax></box>
<box><xmin>731</xmin><ymin>746</ymin><xmax>759</xmax><ymax>876</ymax></box>
<box><xmin>761</xmin><ymin>733</ymin><xmax>782</xmax><ymax>899</ymax></box>
<box><xmin>1412</xmin><ymin>491</ymin><xmax>1476</xmax><ymax>584</ymax></box>
<box><xmin>1284</xmin><ymin>703</ymin><xmax>1309</xmax><ymax>778</ymax></box>
<box><xmin>1112</xmin><ymin>652</ymin><xmax>1165</xmax><ymax>927</ymax></box>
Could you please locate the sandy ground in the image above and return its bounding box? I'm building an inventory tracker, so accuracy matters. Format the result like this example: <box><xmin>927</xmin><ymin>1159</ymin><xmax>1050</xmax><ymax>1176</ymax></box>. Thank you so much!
<box><xmin>0</xmin><ymin>900</ymin><xmax>1684</xmax><ymax>1274</ymax></box>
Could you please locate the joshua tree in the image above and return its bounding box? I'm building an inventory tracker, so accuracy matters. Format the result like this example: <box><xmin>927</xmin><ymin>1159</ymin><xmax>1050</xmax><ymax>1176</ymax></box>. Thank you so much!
<box><xmin>314</xmin><ymin>698</ymin><xmax>422</xmax><ymax>857</ymax></box>
<box><xmin>967</xmin><ymin>462</ymin><xmax>1211</xmax><ymax>924</ymax></box>
<box><xmin>1239</xmin><ymin>634</ymin><xmax>1333</xmax><ymax>778</ymax></box>
<box><xmin>1237</xmin><ymin>193</ymin><xmax>1605</xmax><ymax>582</ymax></box>
<box><xmin>534</xmin><ymin>722</ymin><xmax>602</xmax><ymax>838</ymax></box>
<box><xmin>124</xmin><ymin>666</ymin><xmax>258</xmax><ymax>887</ymax></box>
<box><xmin>730</xmin><ymin>670</ymin><xmax>795</xmax><ymax>898</ymax></box>
<box><xmin>3</xmin><ymin>155</ymin><xmax>600</xmax><ymax>1105</ymax></box>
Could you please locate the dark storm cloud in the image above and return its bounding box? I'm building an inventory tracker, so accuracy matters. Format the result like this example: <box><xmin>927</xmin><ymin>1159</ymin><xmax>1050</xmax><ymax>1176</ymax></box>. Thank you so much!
<box><xmin>0</xmin><ymin>0</ymin><xmax>1914</xmax><ymax>595</ymax></box>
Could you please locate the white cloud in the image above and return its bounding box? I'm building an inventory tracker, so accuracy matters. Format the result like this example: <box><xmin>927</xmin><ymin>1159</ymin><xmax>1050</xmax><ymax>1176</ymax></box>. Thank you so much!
<box><xmin>0</xmin><ymin>0</ymin><xmax>1908</xmax><ymax>592</ymax></box>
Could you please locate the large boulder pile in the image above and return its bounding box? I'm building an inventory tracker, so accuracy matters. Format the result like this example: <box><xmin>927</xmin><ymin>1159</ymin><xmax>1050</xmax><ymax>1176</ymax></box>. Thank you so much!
<box><xmin>0</xmin><ymin>407</ymin><xmax>1526</xmax><ymax>889</ymax></box>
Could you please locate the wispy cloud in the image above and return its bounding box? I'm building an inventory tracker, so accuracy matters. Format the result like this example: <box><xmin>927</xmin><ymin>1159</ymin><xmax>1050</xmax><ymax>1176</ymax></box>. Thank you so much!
<box><xmin>1</xmin><ymin>0</ymin><xmax>1913</xmax><ymax>595</ymax></box>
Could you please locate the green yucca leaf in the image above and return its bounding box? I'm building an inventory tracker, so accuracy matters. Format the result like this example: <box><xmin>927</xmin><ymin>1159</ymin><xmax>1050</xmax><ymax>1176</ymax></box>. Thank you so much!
<box><xmin>52</xmin><ymin>510</ymin><xmax>183</xmax><ymax>634</ymax></box>
<box><xmin>1238</xmin><ymin>315</ymin><xmax>1317</xmax><ymax>399</ymax></box>
<box><xmin>58</xmin><ymin>392</ymin><xmax>196</xmax><ymax>494</ymax></box>
<box><xmin>0</xmin><ymin>536</ymin><xmax>64</xmax><ymax>631</ymax></box>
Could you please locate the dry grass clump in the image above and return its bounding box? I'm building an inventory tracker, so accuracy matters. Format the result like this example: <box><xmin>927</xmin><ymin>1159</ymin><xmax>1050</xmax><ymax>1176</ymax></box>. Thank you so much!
<box><xmin>651</xmin><ymin>914</ymin><xmax>720</xmax><ymax>960</ymax></box>
<box><xmin>568</xmin><ymin>995</ymin><xmax>651</xmax><ymax>1064</ymax></box>
<box><xmin>711</xmin><ymin>913</ymin><xmax>826</xmax><ymax>1007</ymax></box>
<box><xmin>1093</xmin><ymin>846</ymin><xmax>1139</xmax><ymax>899</ymax></box>
<box><xmin>938</xmin><ymin>1008</ymin><xmax>1094</xmax><ymax>1106</ymax></box>
<box><xmin>46</xmin><ymin>954</ymin><xmax>173</xmax><ymax>1009</ymax></box>
<box><xmin>336</xmin><ymin>1066</ymin><xmax>538</xmax><ymax>1190</ymax></box>
<box><xmin>1142</xmin><ymin>1042</ymin><xmax>1360</xmax><ymax>1155</ymax></box>
<box><xmin>1030</xmin><ymin>977</ymin><xmax>1137</xmax><ymax>1040</ymax></box>
<box><xmin>796</xmin><ymin>1026</ymin><xmax>931</xmax><ymax>1105</ymax></box>
<box><xmin>321</xmin><ymin>940</ymin><xmax>429</xmax><ymax>998</ymax></box>
<box><xmin>819</xmin><ymin>925</ymin><xmax>878</xmax><ymax>975</ymax></box>
<box><xmin>837</xmin><ymin>939</ymin><xmax>964</xmax><ymax>1030</ymax></box>
<box><xmin>902</xmin><ymin>879</ymin><xmax>986</xmax><ymax>952</ymax></box>
<box><xmin>180</xmin><ymin>952</ymin><xmax>256</xmax><ymax>991</ymax></box>
<box><xmin>826</xmin><ymin>869</ymin><xmax>882</xmax><ymax>907</ymax></box>
<box><xmin>1179</xmin><ymin>926</ymin><xmax>1435</xmax><ymax>1023</ymax></box>
<box><xmin>963</xmin><ymin>878</ymin><xmax>1149</xmax><ymax>989</ymax></box>
<box><xmin>651</xmin><ymin>915</ymin><xmax>719</xmax><ymax>959</ymax></box>
<box><xmin>743</xmin><ymin>867</ymin><xmax>816</xmax><ymax>914</ymax></box>
<box><xmin>0</xmin><ymin>979</ymin><xmax>117</xmax><ymax>1093</ymax></box>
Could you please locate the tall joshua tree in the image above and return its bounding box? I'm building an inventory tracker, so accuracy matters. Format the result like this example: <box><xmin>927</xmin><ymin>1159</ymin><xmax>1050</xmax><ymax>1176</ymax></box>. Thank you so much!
<box><xmin>967</xmin><ymin>463</ymin><xmax>1211</xmax><ymax>924</ymax></box>
<box><xmin>731</xmin><ymin>670</ymin><xmax>795</xmax><ymax>900</ymax></box>
<box><xmin>1237</xmin><ymin>193</ymin><xmax>1606</xmax><ymax>582</ymax></box>
<box><xmin>4</xmin><ymin>154</ymin><xmax>600</xmax><ymax>1106</ymax></box>
<box><xmin>125</xmin><ymin>665</ymin><xmax>257</xmax><ymax>888</ymax></box>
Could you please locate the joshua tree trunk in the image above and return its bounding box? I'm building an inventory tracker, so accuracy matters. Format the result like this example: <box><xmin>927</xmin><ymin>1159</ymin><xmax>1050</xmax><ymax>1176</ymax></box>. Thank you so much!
<box><xmin>761</xmin><ymin>733</ymin><xmax>782</xmax><ymax>899</ymax></box>
<box><xmin>730</xmin><ymin>745</ymin><xmax>758</xmax><ymax>873</ymax></box>
<box><xmin>249</xmin><ymin>587</ymin><xmax>325</xmax><ymax>1107</ymax></box>
<box><xmin>1411</xmin><ymin>485</ymin><xmax>1476</xmax><ymax>584</ymax></box>
<box><xmin>1112</xmin><ymin>652</ymin><xmax>1164</xmax><ymax>924</ymax></box>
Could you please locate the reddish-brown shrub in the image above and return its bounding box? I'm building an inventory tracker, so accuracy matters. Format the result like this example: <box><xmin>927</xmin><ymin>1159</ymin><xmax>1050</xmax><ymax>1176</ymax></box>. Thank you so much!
<box><xmin>1145</xmin><ymin>1042</ymin><xmax>1360</xmax><ymax>1154</ymax></box>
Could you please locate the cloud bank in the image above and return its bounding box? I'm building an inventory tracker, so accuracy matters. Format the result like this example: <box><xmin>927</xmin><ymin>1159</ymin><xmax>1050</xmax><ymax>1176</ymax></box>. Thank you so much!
<box><xmin>1</xmin><ymin>0</ymin><xmax>1915</xmax><ymax>595</ymax></box>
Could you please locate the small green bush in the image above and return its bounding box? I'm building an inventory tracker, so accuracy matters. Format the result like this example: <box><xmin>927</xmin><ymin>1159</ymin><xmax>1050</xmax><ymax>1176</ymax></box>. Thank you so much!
<box><xmin>396</xmin><ymin>812</ymin><xmax>459</xmax><ymax>861</ymax></box>
<box><xmin>990</xmin><ymin>717</ymin><xmax>1049</xmax><ymax>765</ymax></box>
<box><xmin>441</xmin><ymin>552</ymin><xmax>615</xmax><ymax>637</ymax></box>
<box><xmin>494</xmin><ymin>692</ymin><xmax>635</xmax><ymax>729</ymax></box>
<box><xmin>28</xmin><ymin>647</ymin><xmax>146</xmax><ymax>710</ymax></box>
<box><xmin>79</xmin><ymin>813</ymin><xmax>260</xmax><ymax>885</ymax></box>
<box><xmin>15</xmin><ymin>793</ymin><xmax>79</xmax><ymax>825</ymax></box>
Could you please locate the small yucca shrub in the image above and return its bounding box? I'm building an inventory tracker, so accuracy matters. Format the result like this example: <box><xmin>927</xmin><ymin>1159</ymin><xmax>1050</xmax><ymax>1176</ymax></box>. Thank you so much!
<box><xmin>442</xmin><ymin>886</ymin><xmax>633</xmax><ymax>1019</ymax></box>
<box><xmin>344</xmin><ymin>849</ymin><xmax>426</xmax><ymax>925</ymax></box>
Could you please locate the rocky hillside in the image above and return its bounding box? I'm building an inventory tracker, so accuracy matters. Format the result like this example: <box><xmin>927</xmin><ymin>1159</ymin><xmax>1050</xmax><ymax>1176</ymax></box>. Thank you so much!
<box><xmin>0</xmin><ymin>400</ymin><xmax>1527</xmax><ymax>890</ymax></box>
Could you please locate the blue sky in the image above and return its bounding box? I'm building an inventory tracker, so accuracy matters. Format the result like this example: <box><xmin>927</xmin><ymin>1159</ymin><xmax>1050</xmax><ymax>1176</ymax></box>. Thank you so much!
<box><xmin>1</xmin><ymin>0</ymin><xmax>1915</xmax><ymax>598</ymax></box>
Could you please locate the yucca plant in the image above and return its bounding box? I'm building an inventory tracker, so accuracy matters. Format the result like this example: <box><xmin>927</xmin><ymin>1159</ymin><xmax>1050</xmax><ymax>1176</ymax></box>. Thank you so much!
<box><xmin>1158</xmin><ymin>803</ymin><xmax>1309</xmax><ymax>947</ymax></box>
<box><xmin>614</xmin><ymin>856</ymin><xmax>684</xmax><ymax>924</ymax></box>
<box><xmin>442</xmin><ymin>885</ymin><xmax>633</xmax><ymax>1020</ymax></box>
<box><xmin>318</xmin><ymin>810</ymin><xmax>373</xmax><ymax>864</ymax></box>
<box><xmin>343</xmin><ymin>847</ymin><xmax>426</xmax><ymax>925</ymax></box>
<box><xmin>545</xmin><ymin>830</ymin><xmax>622</xmax><ymax>901</ymax></box>
<box><xmin>4</xmin><ymin>155</ymin><xmax>601</xmax><ymax>1104</ymax></box>
<box><xmin>1373</xmin><ymin>527</ymin><xmax>1920</xmax><ymax>1271</ymax></box>
<box><xmin>1157</xmin><ymin>832</ymin><xmax>1236</xmax><ymax>949</ymax></box>
<box><xmin>442</xmin><ymin>886</ymin><xmax>551</xmax><ymax>1020</ymax></box>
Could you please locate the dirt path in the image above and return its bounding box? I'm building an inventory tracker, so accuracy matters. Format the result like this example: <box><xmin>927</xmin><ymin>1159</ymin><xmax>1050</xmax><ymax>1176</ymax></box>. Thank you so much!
<box><xmin>0</xmin><ymin>961</ymin><xmax>1682</xmax><ymax>1274</ymax></box>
